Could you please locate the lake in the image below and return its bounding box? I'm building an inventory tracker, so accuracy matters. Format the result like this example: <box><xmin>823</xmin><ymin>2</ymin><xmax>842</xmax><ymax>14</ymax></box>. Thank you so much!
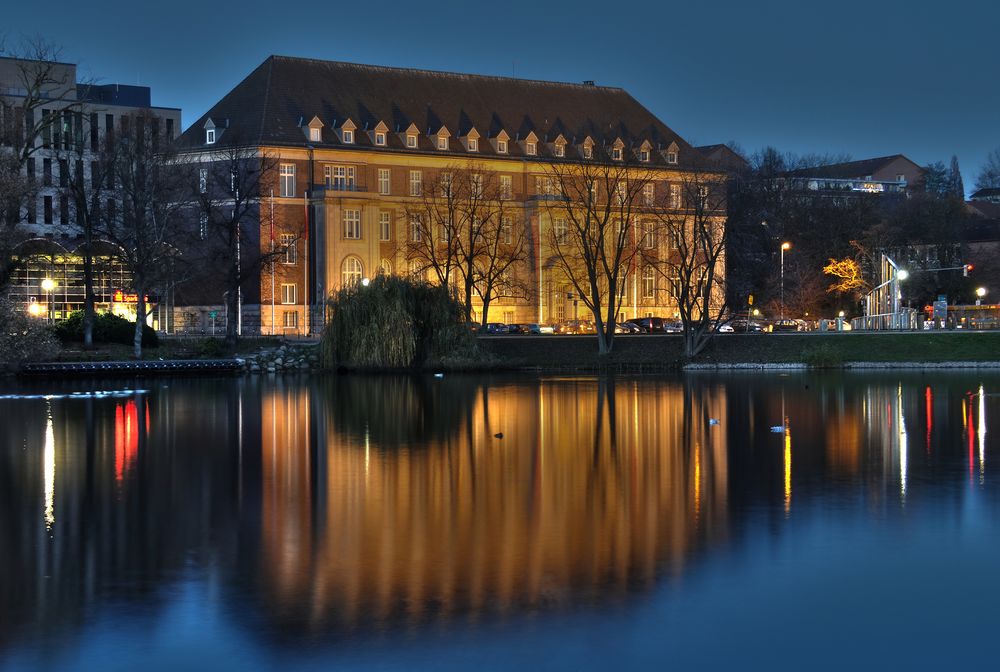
<box><xmin>1</xmin><ymin>371</ymin><xmax>998</xmax><ymax>670</ymax></box>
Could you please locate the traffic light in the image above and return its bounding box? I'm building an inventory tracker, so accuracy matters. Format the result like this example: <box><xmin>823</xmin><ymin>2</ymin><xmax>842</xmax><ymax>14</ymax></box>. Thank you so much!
<box><xmin>964</xmin><ymin>264</ymin><xmax>974</xmax><ymax>277</ymax></box>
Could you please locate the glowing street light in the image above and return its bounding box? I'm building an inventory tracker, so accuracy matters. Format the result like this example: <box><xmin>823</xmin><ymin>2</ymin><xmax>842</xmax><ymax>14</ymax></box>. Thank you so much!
<box><xmin>361</xmin><ymin>277</ymin><xmax>371</xmax><ymax>287</ymax></box>
<box><xmin>780</xmin><ymin>242</ymin><xmax>792</xmax><ymax>320</ymax></box>
<box><xmin>897</xmin><ymin>269</ymin><xmax>909</xmax><ymax>281</ymax></box>
<box><xmin>28</xmin><ymin>302</ymin><xmax>44</xmax><ymax>317</ymax></box>
<box><xmin>976</xmin><ymin>286</ymin><xmax>987</xmax><ymax>306</ymax></box>
<box><xmin>40</xmin><ymin>278</ymin><xmax>56</xmax><ymax>324</ymax></box>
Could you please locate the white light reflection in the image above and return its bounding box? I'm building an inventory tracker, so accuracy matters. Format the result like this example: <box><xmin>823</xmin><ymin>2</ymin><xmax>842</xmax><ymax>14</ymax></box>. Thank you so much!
<box><xmin>43</xmin><ymin>402</ymin><xmax>55</xmax><ymax>531</ymax></box>
<box><xmin>979</xmin><ymin>385</ymin><xmax>987</xmax><ymax>483</ymax></box>
<box><xmin>898</xmin><ymin>384</ymin><xmax>908</xmax><ymax>500</ymax></box>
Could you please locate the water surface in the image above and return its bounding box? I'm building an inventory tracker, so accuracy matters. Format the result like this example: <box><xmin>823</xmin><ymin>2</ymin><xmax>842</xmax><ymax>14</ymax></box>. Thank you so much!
<box><xmin>1</xmin><ymin>372</ymin><xmax>998</xmax><ymax>670</ymax></box>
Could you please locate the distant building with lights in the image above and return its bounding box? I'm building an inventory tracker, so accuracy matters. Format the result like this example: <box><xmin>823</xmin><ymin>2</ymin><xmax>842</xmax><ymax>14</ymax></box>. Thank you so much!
<box><xmin>0</xmin><ymin>56</ymin><xmax>180</xmax><ymax>325</ymax></box>
<box><xmin>783</xmin><ymin>154</ymin><xmax>924</xmax><ymax>197</ymax></box>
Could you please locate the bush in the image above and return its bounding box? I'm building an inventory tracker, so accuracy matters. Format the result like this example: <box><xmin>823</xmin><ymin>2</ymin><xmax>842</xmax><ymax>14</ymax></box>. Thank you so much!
<box><xmin>803</xmin><ymin>343</ymin><xmax>844</xmax><ymax>369</ymax></box>
<box><xmin>0</xmin><ymin>294</ymin><xmax>59</xmax><ymax>368</ymax></box>
<box><xmin>196</xmin><ymin>337</ymin><xmax>227</xmax><ymax>358</ymax></box>
<box><xmin>53</xmin><ymin>310</ymin><xmax>159</xmax><ymax>347</ymax></box>
<box><xmin>320</xmin><ymin>275</ymin><xmax>481</xmax><ymax>370</ymax></box>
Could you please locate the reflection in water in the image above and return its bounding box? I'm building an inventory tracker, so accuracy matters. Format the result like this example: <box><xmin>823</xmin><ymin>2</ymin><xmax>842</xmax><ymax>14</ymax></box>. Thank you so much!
<box><xmin>0</xmin><ymin>372</ymin><xmax>997</xmax><ymax>666</ymax></box>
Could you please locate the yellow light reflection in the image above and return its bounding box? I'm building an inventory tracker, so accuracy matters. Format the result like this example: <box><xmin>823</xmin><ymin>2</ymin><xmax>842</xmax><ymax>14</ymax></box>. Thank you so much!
<box><xmin>43</xmin><ymin>403</ymin><xmax>55</xmax><ymax>531</ymax></box>
<box><xmin>979</xmin><ymin>385</ymin><xmax>987</xmax><ymax>483</ymax></box>
<box><xmin>784</xmin><ymin>420</ymin><xmax>791</xmax><ymax>515</ymax></box>
<box><xmin>694</xmin><ymin>442</ymin><xmax>702</xmax><ymax>519</ymax></box>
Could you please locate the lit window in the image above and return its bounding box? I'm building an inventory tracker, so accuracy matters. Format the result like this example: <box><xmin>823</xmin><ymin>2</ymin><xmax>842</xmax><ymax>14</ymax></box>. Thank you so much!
<box><xmin>468</xmin><ymin>138</ymin><xmax>478</xmax><ymax>152</ymax></box>
<box><xmin>379</xmin><ymin>211</ymin><xmax>391</xmax><ymax>241</ymax></box>
<box><xmin>309</xmin><ymin>127</ymin><xmax>321</xmax><ymax>142</ymax></box>
<box><xmin>409</xmin><ymin>170</ymin><xmax>422</xmax><ymax>196</ymax></box>
<box><xmin>281</xmin><ymin>233</ymin><xmax>297</xmax><ymax>264</ymax></box>
<box><xmin>343</xmin><ymin>209</ymin><xmax>361</xmax><ymax>239</ymax></box>
<box><xmin>281</xmin><ymin>283</ymin><xmax>296</xmax><ymax>304</ymax></box>
<box><xmin>612</xmin><ymin>147</ymin><xmax>622</xmax><ymax>161</ymax></box>
<box><xmin>497</xmin><ymin>140</ymin><xmax>508</xmax><ymax>154</ymax></box>
<box><xmin>341</xmin><ymin>256</ymin><xmax>363</xmax><ymax>286</ymax></box>
<box><xmin>642</xmin><ymin>221</ymin><xmax>655</xmax><ymax>248</ymax></box>
<box><xmin>410</xmin><ymin>213</ymin><xmax>422</xmax><ymax>241</ymax></box>
<box><xmin>641</xmin><ymin>266</ymin><xmax>655</xmax><ymax>299</ymax></box>
<box><xmin>500</xmin><ymin>175</ymin><xmax>512</xmax><ymax>200</ymax></box>
<box><xmin>206</xmin><ymin>128</ymin><xmax>215</xmax><ymax>144</ymax></box>
<box><xmin>670</xmin><ymin>184</ymin><xmax>681</xmax><ymax>209</ymax></box>
<box><xmin>438</xmin><ymin>136</ymin><xmax>448</xmax><ymax>150</ymax></box>
<box><xmin>554</xmin><ymin>144</ymin><xmax>565</xmax><ymax>157</ymax></box>
<box><xmin>640</xmin><ymin>150</ymin><xmax>649</xmax><ymax>162</ymax></box>
<box><xmin>342</xmin><ymin>129</ymin><xmax>354</xmax><ymax>144</ymax></box>
<box><xmin>378</xmin><ymin>168</ymin><xmax>391</xmax><ymax>195</ymax></box>
<box><xmin>583</xmin><ymin>145</ymin><xmax>593</xmax><ymax>159</ymax></box>
<box><xmin>553</xmin><ymin>218</ymin><xmax>567</xmax><ymax>244</ymax></box>
<box><xmin>279</xmin><ymin>164</ymin><xmax>295</xmax><ymax>197</ymax></box>
<box><xmin>379</xmin><ymin>258</ymin><xmax>392</xmax><ymax>275</ymax></box>
<box><xmin>667</xmin><ymin>151</ymin><xmax>678</xmax><ymax>164</ymax></box>
<box><xmin>375</xmin><ymin>131</ymin><xmax>386</xmax><ymax>146</ymax></box>
<box><xmin>282</xmin><ymin>311</ymin><xmax>298</xmax><ymax>329</ymax></box>
<box><xmin>501</xmin><ymin>216</ymin><xmax>513</xmax><ymax>244</ymax></box>
<box><xmin>409</xmin><ymin>259</ymin><xmax>422</xmax><ymax>279</ymax></box>
<box><xmin>471</xmin><ymin>174</ymin><xmax>483</xmax><ymax>198</ymax></box>
<box><xmin>526</xmin><ymin>142</ymin><xmax>536</xmax><ymax>156</ymax></box>
<box><xmin>324</xmin><ymin>165</ymin><xmax>355</xmax><ymax>191</ymax></box>
<box><xmin>406</xmin><ymin>134</ymin><xmax>417</xmax><ymax>148</ymax></box>
<box><xmin>643</xmin><ymin>183</ymin><xmax>654</xmax><ymax>206</ymax></box>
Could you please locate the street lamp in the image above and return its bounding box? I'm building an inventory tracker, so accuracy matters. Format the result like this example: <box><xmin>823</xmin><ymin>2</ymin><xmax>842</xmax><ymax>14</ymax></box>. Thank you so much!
<box><xmin>976</xmin><ymin>287</ymin><xmax>987</xmax><ymax>306</ymax></box>
<box><xmin>361</xmin><ymin>277</ymin><xmax>370</xmax><ymax>287</ymax></box>
<box><xmin>40</xmin><ymin>278</ymin><xmax>56</xmax><ymax>324</ymax></box>
<box><xmin>780</xmin><ymin>242</ymin><xmax>792</xmax><ymax>320</ymax></box>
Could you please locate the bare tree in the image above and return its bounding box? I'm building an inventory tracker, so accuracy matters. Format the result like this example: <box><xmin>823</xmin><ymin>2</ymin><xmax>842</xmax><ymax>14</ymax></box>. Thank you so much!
<box><xmin>543</xmin><ymin>160</ymin><xmax>654</xmax><ymax>354</ymax></box>
<box><xmin>0</xmin><ymin>38</ymin><xmax>80</xmax><ymax>287</ymax></box>
<box><xmin>190</xmin><ymin>141</ymin><xmax>281</xmax><ymax>347</ymax></box>
<box><xmin>976</xmin><ymin>147</ymin><xmax>1000</xmax><ymax>192</ymax></box>
<box><xmin>468</xmin><ymin>194</ymin><xmax>528</xmax><ymax>326</ymax></box>
<box><xmin>98</xmin><ymin>110</ymin><xmax>185</xmax><ymax>358</ymax></box>
<box><xmin>404</xmin><ymin>167</ymin><xmax>465</xmax><ymax>291</ymax></box>
<box><xmin>644</xmin><ymin>173</ymin><xmax>728</xmax><ymax>357</ymax></box>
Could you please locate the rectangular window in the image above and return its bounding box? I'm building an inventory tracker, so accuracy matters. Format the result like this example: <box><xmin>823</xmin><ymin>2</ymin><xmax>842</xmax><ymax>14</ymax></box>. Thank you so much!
<box><xmin>58</xmin><ymin>159</ymin><xmax>68</xmax><ymax>187</ymax></box>
<box><xmin>500</xmin><ymin>175</ymin><xmax>512</xmax><ymax>200</ymax></box>
<box><xmin>406</xmin><ymin>134</ymin><xmax>417</xmax><ymax>148</ymax></box>
<box><xmin>553</xmin><ymin>218</ymin><xmax>567</xmax><ymax>244</ymax></box>
<box><xmin>410</xmin><ymin>214</ymin><xmax>422</xmax><ymax>241</ymax></box>
<box><xmin>166</xmin><ymin>118</ymin><xmax>174</xmax><ymax>139</ymax></box>
<box><xmin>642</xmin><ymin>221</ymin><xmax>656</xmax><ymax>249</ymax></box>
<box><xmin>497</xmin><ymin>139</ymin><xmax>507</xmax><ymax>154</ymax></box>
<box><xmin>378</xmin><ymin>168</ymin><xmax>390</xmax><ymax>195</ymax></box>
<box><xmin>375</xmin><ymin>131</ymin><xmax>386</xmax><ymax>146</ymax></box>
<box><xmin>409</xmin><ymin>170</ymin><xmax>422</xmax><ymax>196</ymax></box>
<box><xmin>281</xmin><ymin>233</ymin><xmax>297</xmax><ymax>264</ymax></box>
<box><xmin>669</xmin><ymin>275</ymin><xmax>680</xmax><ymax>298</ymax></box>
<box><xmin>379</xmin><ymin>211</ymin><xmax>391</xmax><ymax>241</ymax></box>
<box><xmin>612</xmin><ymin>147</ymin><xmax>622</xmax><ymax>161</ymax></box>
<box><xmin>206</xmin><ymin>128</ymin><xmax>216</xmax><ymax>144</ymax></box>
<box><xmin>27</xmin><ymin>197</ymin><xmax>36</xmax><ymax>224</ymax></box>
<box><xmin>501</xmin><ymin>216</ymin><xmax>513</xmax><ymax>245</ymax></box>
<box><xmin>342</xmin><ymin>129</ymin><xmax>354</xmax><ymax>144</ymax></box>
<box><xmin>471</xmin><ymin>173</ymin><xmax>483</xmax><ymax>198</ymax></box>
<box><xmin>279</xmin><ymin>164</ymin><xmax>295</xmax><ymax>197</ymax></box>
<box><xmin>670</xmin><ymin>184</ymin><xmax>681</xmax><ymax>209</ymax></box>
<box><xmin>281</xmin><ymin>283</ymin><xmax>296</xmax><ymax>304</ymax></box>
<box><xmin>640</xmin><ymin>150</ymin><xmax>649</xmax><ymax>162</ymax></box>
<box><xmin>26</xmin><ymin>158</ymin><xmax>34</xmax><ymax>182</ymax></box>
<box><xmin>641</xmin><ymin>269</ymin><xmax>655</xmax><ymax>299</ymax></box>
<box><xmin>468</xmin><ymin>138</ymin><xmax>478</xmax><ymax>152</ymax></box>
<box><xmin>199</xmin><ymin>214</ymin><xmax>208</xmax><ymax>240</ymax></box>
<box><xmin>583</xmin><ymin>145</ymin><xmax>593</xmax><ymax>159</ymax></box>
<box><xmin>440</xmin><ymin>172</ymin><xmax>453</xmax><ymax>198</ymax></box>
<box><xmin>90</xmin><ymin>112</ymin><xmax>99</xmax><ymax>151</ymax></box>
<box><xmin>44</xmin><ymin>196</ymin><xmax>53</xmax><ymax>224</ymax></box>
<box><xmin>526</xmin><ymin>142</ymin><xmax>536</xmax><ymax>156</ymax></box>
<box><xmin>554</xmin><ymin>144</ymin><xmax>564</xmax><ymax>157</ymax></box>
<box><xmin>199</xmin><ymin>168</ymin><xmax>207</xmax><ymax>194</ymax></box>
<box><xmin>282</xmin><ymin>310</ymin><xmax>298</xmax><ymax>329</ymax></box>
<box><xmin>643</xmin><ymin>183</ymin><xmax>655</xmax><ymax>206</ymax></box>
<box><xmin>667</xmin><ymin>151</ymin><xmax>678</xmax><ymax>164</ymax></box>
<box><xmin>309</xmin><ymin>127</ymin><xmax>321</xmax><ymax>142</ymax></box>
<box><xmin>437</xmin><ymin>136</ymin><xmax>448</xmax><ymax>150</ymax></box>
<box><xmin>43</xmin><ymin>158</ymin><xmax>52</xmax><ymax>187</ymax></box>
<box><xmin>324</xmin><ymin>165</ymin><xmax>356</xmax><ymax>190</ymax></box>
<box><xmin>343</xmin><ymin>209</ymin><xmax>361</xmax><ymax>239</ymax></box>
<box><xmin>697</xmin><ymin>186</ymin><xmax>709</xmax><ymax>208</ymax></box>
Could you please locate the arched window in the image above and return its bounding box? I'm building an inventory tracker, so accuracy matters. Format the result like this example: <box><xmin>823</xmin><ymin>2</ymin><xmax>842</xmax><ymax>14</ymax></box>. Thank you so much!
<box><xmin>379</xmin><ymin>258</ymin><xmax>392</xmax><ymax>276</ymax></box>
<box><xmin>341</xmin><ymin>256</ymin><xmax>363</xmax><ymax>287</ymax></box>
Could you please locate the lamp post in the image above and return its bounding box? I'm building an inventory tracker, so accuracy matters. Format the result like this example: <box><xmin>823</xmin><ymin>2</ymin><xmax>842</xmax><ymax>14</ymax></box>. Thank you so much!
<box><xmin>780</xmin><ymin>242</ymin><xmax>791</xmax><ymax>321</ymax></box>
<box><xmin>40</xmin><ymin>278</ymin><xmax>56</xmax><ymax>324</ymax></box>
<box><xmin>976</xmin><ymin>287</ymin><xmax>987</xmax><ymax>306</ymax></box>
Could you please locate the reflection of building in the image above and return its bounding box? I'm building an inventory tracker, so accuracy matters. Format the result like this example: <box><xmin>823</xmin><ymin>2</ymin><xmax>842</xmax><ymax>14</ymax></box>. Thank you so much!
<box><xmin>175</xmin><ymin>56</ymin><xmax>726</xmax><ymax>333</ymax></box>
<box><xmin>259</xmin><ymin>377</ymin><xmax>728</xmax><ymax>627</ymax></box>
<box><xmin>1</xmin><ymin>56</ymin><xmax>181</xmax><ymax>326</ymax></box>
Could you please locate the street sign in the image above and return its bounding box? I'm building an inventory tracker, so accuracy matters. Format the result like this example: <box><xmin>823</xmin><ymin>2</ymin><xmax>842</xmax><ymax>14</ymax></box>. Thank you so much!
<box><xmin>209</xmin><ymin>311</ymin><xmax>217</xmax><ymax>319</ymax></box>
<box><xmin>932</xmin><ymin>299</ymin><xmax>947</xmax><ymax>320</ymax></box>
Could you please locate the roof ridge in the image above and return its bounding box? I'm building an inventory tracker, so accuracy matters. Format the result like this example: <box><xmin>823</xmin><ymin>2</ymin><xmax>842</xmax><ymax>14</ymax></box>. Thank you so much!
<box><xmin>268</xmin><ymin>54</ymin><xmax>626</xmax><ymax>92</ymax></box>
<box><xmin>257</xmin><ymin>56</ymin><xmax>274</xmax><ymax>145</ymax></box>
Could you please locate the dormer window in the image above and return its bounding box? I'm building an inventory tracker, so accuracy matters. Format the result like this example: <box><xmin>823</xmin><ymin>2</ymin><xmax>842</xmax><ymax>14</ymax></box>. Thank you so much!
<box><xmin>309</xmin><ymin>127</ymin><xmax>321</xmax><ymax>142</ymax></box>
<box><xmin>438</xmin><ymin>136</ymin><xmax>448</xmax><ymax>150</ymax></box>
<box><xmin>667</xmin><ymin>151</ymin><xmax>678</xmax><ymax>164</ymax></box>
<box><xmin>583</xmin><ymin>145</ymin><xmax>593</xmax><ymax>159</ymax></box>
<box><xmin>342</xmin><ymin>129</ymin><xmax>354</xmax><ymax>144</ymax></box>
<box><xmin>468</xmin><ymin>138</ymin><xmax>478</xmax><ymax>152</ymax></box>
<box><xmin>640</xmin><ymin>150</ymin><xmax>649</xmax><ymax>162</ymax></box>
<box><xmin>612</xmin><ymin>147</ymin><xmax>622</xmax><ymax>161</ymax></box>
<box><xmin>206</xmin><ymin>128</ymin><xmax>215</xmax><ymax>145</ymax></box>
<box><xmin>526</xmin><ymin>142</ymin><xmax>536</xmax><ymax>156</ymax></box>
<box><xmin>497</xmin><ymin>140</ymin><xmax>507</xmax><ymax>154</ymax></box>
<box><xmin>375</xmin><ymin>131</ymin><xmax>386</xmax><ymax>146</ymax></box>
<box><xmin>407</xmin><ymin>134</ymin><xmax>417</xmax><ymax>148</ymax></box>
<box><xmin>554</xmin><ymin>145</ymin><xmax>564</xmax><ymax>157</ymax></box>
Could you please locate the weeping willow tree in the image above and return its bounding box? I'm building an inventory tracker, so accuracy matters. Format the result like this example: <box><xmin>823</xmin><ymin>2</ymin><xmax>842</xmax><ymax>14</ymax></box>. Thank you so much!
<box><xmin>320</xmin><ymin>274</ymin><xmax>481</xmax><ymax>370</ymax></box>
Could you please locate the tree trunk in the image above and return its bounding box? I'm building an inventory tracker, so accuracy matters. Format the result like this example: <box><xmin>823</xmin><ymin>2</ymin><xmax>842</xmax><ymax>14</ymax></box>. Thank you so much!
<box><xmin>225</xmin><ymin>283</ymin><xmax>239</xmax><ymax>349</ymax></box>
<box><xmin>82</xmin><ymin>234</ymin><xmax>95</xmax><ymax>348</ymax></box>
<box><xmin>480</xmin><ymin>298</ymin><xmax>492</xmax><ymax>329</ymax></box>
<box><xmin>133</xmin><ymin>289</ymin><xmax>146</xmax><ymax>360</ymax></box>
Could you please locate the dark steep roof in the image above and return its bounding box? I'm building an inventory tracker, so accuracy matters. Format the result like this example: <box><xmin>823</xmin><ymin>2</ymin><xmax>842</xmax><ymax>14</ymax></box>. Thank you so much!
<box><xmin>177</xmin><ymin>55</ymin><xmax>709</xmax><ymax>168</ymax></box>
<box><xmin>970</xmin><ymin>187</ymin><xmax>1000</xmax><ymax>200</ymax></box>
<box><xmin>786</xmin><ymin>155</ymin><xmax>916</xmax><ymax>180</ymax></box>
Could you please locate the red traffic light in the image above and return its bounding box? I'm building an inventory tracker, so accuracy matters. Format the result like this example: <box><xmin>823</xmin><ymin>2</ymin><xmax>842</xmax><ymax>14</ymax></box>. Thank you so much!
<box><xmin>964</xmin><ymin>264</ymin><xmax>974</xmax><ymax>277</ymax></box>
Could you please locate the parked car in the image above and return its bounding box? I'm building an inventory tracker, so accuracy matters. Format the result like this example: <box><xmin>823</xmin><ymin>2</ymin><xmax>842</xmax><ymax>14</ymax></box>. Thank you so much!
<box><xmin>522</xmin><ymin>323</ymin><xmax>543</xmax><ymax>334</ymax></box>
<box><xmin>718</xmin><ymin>321</ymin><xmax>735</xmax><ymax>333</ymax></box>
<box><xmin>539</xmin><ymin>324</ymin><xmax>556</xmax><ymax>334</ymax></box>
<box><xmin>555</xmin><ymin>320</ymin><xmax>595</xmax><ymax>334</ymax></box>
<box><xmin>485</xmin><ymin>322</ymin><xmax>509</xmax><ymax>334</ymax></box>
<box><xmin>771</xmin><ymin>319</ymin><xmax>802</xmax><ymax>332</ymax></box>
<box><xmin>663</xmin><ymin>320</ymin><xmax>684</xmax><ymax>333</ymax></box>
<box><xmin>631</xmin><ymin>317</ymin><xmax>666</xmax><ymax>333</ymax></box>
<box><xmin>727</xmin><ymin>319</ymin><xmax>767</xmax><ymax>333</ymax></box>
<box><xmin>614</xmin><ymin>321</ymin><xmax>641</xmax><ymax>334</ymax></box>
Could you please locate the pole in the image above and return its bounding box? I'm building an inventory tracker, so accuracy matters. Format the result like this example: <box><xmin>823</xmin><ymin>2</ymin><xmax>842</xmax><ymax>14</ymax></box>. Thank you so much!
<box><xmin>270</xmin><ymin>190</ymin><xmax>275</xmax><ymax>335</ymax></box>
<box><xmin>780</xmin><ymin>245</ymin><xmax>785</xmax><ymax>321</ymax></box>
<box><xmin>236</xmin><ymin>208</ymin><xmax>242</xmax><ymax>337</ymax></box>
<box><xmin>303</xmin><ymin>190</ymin><xmax>309</xmax><ymax>337</ymax></box>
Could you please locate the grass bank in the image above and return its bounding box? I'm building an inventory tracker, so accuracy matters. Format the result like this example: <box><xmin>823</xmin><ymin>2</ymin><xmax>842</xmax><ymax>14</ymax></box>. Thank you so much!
<box><xmin>478</xmin><ymin>332</ymin><xmax>1000</xmax><ymax>371</ymax></box>
<box><xmin>50</xmin><ymin>337</ymin><xmax>286</xmax><ymax>362</ymax></box>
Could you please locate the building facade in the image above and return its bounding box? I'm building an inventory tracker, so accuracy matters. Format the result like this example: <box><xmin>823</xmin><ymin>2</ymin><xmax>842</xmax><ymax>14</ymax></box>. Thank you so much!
<box><xmin>0</xmin><ymin>56</ymin><xmax>181</xmax><ymax>326</ymax></box>
<box><xmin>176</xmin><ymin>56</ymin><xmax>726</xmax><ymax>334</ymax></box>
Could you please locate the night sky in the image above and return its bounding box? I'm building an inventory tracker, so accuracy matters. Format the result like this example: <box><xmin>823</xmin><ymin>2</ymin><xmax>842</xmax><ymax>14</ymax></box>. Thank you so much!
<box><xmin>7</xmin><ymin>0</ymin><xmax>998</xmax><ymax>193</ymax></box>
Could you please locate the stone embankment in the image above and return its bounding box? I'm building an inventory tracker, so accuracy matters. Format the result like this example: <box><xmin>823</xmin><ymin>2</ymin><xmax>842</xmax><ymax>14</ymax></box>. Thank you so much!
<box><xmin>240</xmin><ymin>344</ymin><xmax>321</xmax><ymax>373</ymax></box>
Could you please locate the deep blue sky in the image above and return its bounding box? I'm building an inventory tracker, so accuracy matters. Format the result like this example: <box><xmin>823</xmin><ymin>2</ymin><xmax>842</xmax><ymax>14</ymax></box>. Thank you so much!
<box><xmin>8</xmin><ymin>0</ymin><xmax>998</xmax><ymax>192</ymax></box>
